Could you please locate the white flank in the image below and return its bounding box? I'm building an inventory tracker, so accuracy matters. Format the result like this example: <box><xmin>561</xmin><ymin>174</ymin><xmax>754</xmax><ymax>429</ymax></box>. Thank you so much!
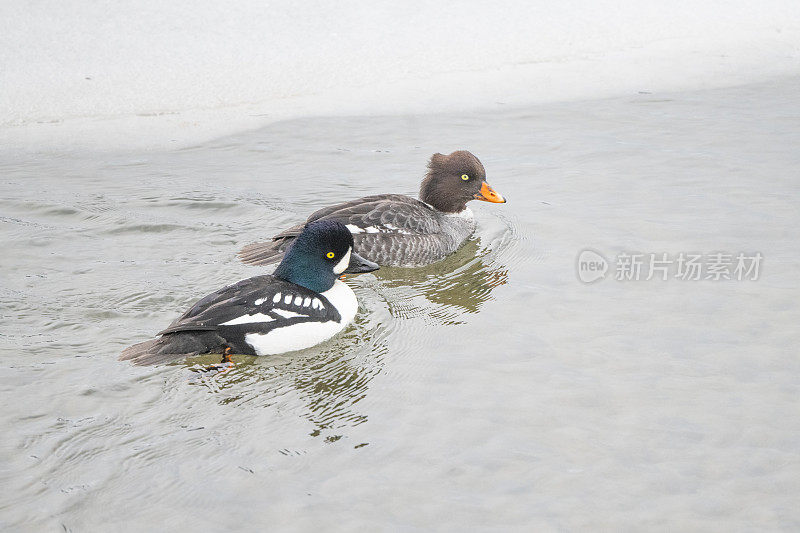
<box><xmin>221</xmin><ymin>313</ymin><xmax>275</xmax><ymax>326</ymax></box>
<box><xmin>244</xmin><ymin>280</ymin><xmax>358</xmax><ymax>355</ymax></box>
<box><xmin>345</xmin><ymin>224</ymin><xmax>364</xmax><ymax>234</ymax></box>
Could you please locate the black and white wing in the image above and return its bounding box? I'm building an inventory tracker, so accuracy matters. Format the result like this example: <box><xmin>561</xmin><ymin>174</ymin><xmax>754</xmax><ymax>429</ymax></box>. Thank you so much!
<box><xmin>158</xmin><ymin>275</ymin><xmax>341</xmax><ymax>336</ymax></box>
<box><xmin>120</xmin><ymin>276</ymin><xmax>341</xmax><ymax>365</ymax></box>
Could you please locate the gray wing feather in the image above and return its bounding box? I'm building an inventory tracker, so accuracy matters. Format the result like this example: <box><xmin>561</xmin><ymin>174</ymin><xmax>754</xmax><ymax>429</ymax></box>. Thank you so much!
<box><xmin>238</xmin><ymin>194</ymin><xmax>444</xmax><ymax>266</ymax></box>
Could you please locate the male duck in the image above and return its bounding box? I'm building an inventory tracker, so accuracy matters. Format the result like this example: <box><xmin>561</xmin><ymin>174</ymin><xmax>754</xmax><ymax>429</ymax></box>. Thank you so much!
<box><xmin>239</xmin><ymin>150</ymin><xmax>506</xmax><ymax>268</ymax></box>
<box><xmin>120</xmin><ymin>220</ymin><xmax>379</xmax><ymax>365</ymax></box>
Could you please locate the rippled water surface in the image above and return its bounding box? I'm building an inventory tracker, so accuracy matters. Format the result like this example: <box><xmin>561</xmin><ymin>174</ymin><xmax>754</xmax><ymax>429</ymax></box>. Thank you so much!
<box><xmin>2</xmin><ymin>78</ymin><xmax>800</xmax><ymax>530</ymax></box>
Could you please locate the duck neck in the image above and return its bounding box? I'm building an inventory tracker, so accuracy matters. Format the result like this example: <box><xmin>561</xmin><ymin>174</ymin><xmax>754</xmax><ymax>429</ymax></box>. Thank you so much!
<box><xmin>273</xmin><ymin>250</ymin><xmax>336</xmax><ymax>294</ymax></box>
<box><xmin>419</xmin><ymin>171</ymin><xmax>468</xmax><ymax>213</ymax></box>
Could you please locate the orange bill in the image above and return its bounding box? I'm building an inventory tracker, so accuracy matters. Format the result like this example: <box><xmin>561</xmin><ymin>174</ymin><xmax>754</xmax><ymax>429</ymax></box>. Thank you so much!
<box><xmin>474</xmin><ymin>181</ymin><xmax>506</xmax><ymax>203</ymax></box>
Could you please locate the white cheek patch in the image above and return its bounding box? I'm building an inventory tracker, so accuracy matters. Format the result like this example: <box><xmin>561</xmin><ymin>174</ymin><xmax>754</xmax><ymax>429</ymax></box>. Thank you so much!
<box><xmin>333</xmin><ymin>247</ymin><xmax>352</xmax><ymax>274</ymax></box>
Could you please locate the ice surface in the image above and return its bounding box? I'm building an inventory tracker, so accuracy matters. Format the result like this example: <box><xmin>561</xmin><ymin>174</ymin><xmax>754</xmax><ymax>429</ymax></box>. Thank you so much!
<box><xmin>1</xmin><ymin>0</ymin><xmax>799</xmax><ymax>150</ymax></box>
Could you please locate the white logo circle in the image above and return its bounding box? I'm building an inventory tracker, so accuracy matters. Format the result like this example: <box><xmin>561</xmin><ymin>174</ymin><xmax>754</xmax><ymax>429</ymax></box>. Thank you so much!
<box><xmin>576</xmin><ymin>249</ymin><xmax>608</xmax><ymax>283</ymax></box>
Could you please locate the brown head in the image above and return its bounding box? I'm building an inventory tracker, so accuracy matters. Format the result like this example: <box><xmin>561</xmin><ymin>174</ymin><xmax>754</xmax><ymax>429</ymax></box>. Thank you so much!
<box><xmin>418</xmin><ymin>150</ymin><xmax>506</xmax><ymax>213</ymax></box>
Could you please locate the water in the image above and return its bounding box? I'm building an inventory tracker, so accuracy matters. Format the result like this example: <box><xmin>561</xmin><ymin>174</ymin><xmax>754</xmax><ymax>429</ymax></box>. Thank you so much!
<box><xmin>2</xmin><ymin>78</ymin><xmax>799</xmax><ymax>530</ymax></box>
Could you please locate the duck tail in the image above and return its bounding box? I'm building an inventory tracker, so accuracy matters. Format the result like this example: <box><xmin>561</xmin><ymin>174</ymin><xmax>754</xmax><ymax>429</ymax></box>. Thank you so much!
<box><xmin>238</xmin><ymin>240</ymin><xmax>289</xmax><ymax>266</ymax></box>
<box><xmin>119</xmin><ymin>338</ymin><xmax>173</xmax><ymax>366</ymax></box>
<box><xmin>119</xmin><ymin>331</ymin><xmax>224</xmax><ymax>366</ymax></box>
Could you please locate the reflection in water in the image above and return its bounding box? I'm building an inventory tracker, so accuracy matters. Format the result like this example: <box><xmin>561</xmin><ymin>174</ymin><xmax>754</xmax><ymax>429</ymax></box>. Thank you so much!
<box><xmin>370</xmin><ymin>233</ymin><xmax>510</xmax><ymax>325</ymax></box>
<box><xmin>182</xmin><ymin>312</ymin><xmax>388</xmax><ymax>440</ymax></box>
<box><xmin>178</xmin><ymin>218</ymin><xmax>515</xmax><ymax>440</ymax></box>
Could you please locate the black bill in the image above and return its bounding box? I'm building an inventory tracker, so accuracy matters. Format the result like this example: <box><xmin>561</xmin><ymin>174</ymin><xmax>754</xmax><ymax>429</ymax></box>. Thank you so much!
<box><xmin>344</xmin><ymin>251</ymin><xmax>379</xmax><ymax>274</ymax></box>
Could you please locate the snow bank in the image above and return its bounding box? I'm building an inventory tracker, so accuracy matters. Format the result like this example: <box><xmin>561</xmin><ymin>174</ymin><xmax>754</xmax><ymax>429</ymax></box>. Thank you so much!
<box><xmin>1</xmin><ymin>0</ymin><xmax>799</xmax><ymax>150</ymax></box>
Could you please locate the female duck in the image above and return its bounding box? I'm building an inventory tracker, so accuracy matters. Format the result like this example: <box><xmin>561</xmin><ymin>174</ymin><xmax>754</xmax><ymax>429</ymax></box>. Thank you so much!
<box><xmin>239</xmin><ymin>150</ymin><xmax>505</xmax><ymax>268</ymax></box>
<box><xmin>120</xmin><ymin>220</ymin><xmax>378</xmax><ymax>365</ymax></box>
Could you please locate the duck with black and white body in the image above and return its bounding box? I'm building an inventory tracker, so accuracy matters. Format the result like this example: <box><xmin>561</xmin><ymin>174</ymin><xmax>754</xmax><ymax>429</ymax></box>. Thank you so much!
<box><xmin>120</xmin><ymin>220</ymin><xmax>379</xmax><ymax>365</ymax></box>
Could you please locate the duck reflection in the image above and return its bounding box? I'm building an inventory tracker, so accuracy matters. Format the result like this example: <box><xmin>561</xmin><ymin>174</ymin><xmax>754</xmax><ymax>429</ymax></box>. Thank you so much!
<box><xmin>180</xmin><ymin>231</ymin><xmax>509</xmax><ymax>439</ymax></box>
<box><xmin>182</xmin><ymin>311</ymin><xmax>387</xmax><ymax>439</ymax></box>
<box><xmin>368</xmin><ymin>236</ymin><xmax>508</xmax><ymax>325</ymax></box>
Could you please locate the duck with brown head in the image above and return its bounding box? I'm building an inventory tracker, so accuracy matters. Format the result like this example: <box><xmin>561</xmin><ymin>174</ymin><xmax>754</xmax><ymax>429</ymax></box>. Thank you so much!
<box><xmin>239</xmin><ymin>150</ymin><xmax>506</xmax><ymax>268</ymax></box>
<box><xmin>420</xmin><ymin>150</ymin><xmax>505</xmax><ymax>213</ymax></box>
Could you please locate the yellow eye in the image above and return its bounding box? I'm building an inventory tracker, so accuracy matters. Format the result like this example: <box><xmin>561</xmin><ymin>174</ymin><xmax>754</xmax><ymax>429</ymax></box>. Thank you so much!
<box><xmin>461</xmin><ymin>174</ymin><xmax>469</xmax><ymax>180</ymax></box>
<box><xmin>326</xmin><ymin>252</ymin><xmax>335</xmax><ymax>259</ymax></box>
